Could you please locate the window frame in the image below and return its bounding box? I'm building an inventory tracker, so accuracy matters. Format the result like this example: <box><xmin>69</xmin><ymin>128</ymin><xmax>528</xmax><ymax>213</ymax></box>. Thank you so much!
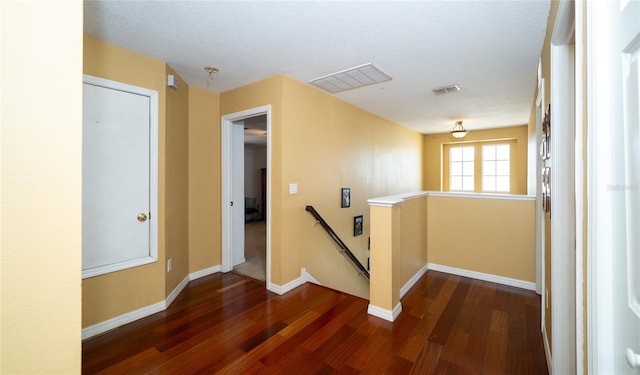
<box><xmin>442</xmin><ymin>139</ymin><xmax>517</xmax><ymax>194</ymax></box>
<box><xmin>447</xmin><ymin>145</ymin><xmax>475</xmax><ymax>192</ymax></box>
<box><xmin>482</xmin><ymin>143</ymin><xmax>511</xmax><ymax>193</ymax></box>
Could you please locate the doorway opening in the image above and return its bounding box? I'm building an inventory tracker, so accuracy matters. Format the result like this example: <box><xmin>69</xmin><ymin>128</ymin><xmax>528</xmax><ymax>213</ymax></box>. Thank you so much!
<box><xmin>234</xmin><ymin>115</ymin><xmax>267</xmax><ymax>281</ymax></box>
<box><xmin>221</xmin><ymin>105</ymin><xmax>271</xmax><ymax>285</ymax></box>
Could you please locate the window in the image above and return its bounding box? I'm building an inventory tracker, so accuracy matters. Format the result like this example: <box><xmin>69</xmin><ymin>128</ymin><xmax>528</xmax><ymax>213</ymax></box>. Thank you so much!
<box><xmin>482</xmin><ymin>144</ymin><xmax>510</xmax><ymax>192</ymax></box>
<box><xmin>443</xmin><ymin>140</ymin><xmax>516</xmax><ymax>194</ymax></box>
<box><xmin>449</xmin><ymin>146</ymin><xmax>474</xmax><ymax>191</ymax></box>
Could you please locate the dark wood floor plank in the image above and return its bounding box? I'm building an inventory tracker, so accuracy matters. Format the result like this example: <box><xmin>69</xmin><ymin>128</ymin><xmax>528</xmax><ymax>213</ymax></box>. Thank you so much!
<box><xmin>410</xmin><ymin>342</ymin><xmax>442</xmax><ymax>374</ymax></box>
<box><xmin>343</xmin><ymin>328</ymin><xmax>388</xmax><ymax>371</ymax></box>
<box><xmin>428</xmin><ymin>275</ymin><xmax>472</xmax><ymax>345</ymax></box>
<box><xmin>82</xmin><ymin>271</ymin><xmax>548</xmax><ymax>374</ymax></box>
<box><xmin>301</xmin><ymin>298</ymin><xmax>366</xmax><ymax>352</ymax></box>
<box><xmin>460</xmin><ymin>297</ymin><xmax>493</xmax><ymax>373</ymax></box>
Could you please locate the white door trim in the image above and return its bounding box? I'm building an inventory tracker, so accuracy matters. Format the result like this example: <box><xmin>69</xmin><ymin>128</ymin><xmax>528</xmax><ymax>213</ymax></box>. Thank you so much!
<box><xmin>536</xmin><ymin>77</ymin><xmax>546</xmax><ymax>327</ymax></box>
<box><xmin>550</xmin><ymin>1</ymin><xmax>577</xmax><ymax>373</ymax></box>
<box><xmin>221</xmin><ymin>105</ymin><xmax>271</xmax><ymax>286</ymax></box>
<box><xmin>587</xmin><ymin>1</ymin><xmax>616</xmax><ymax>372</ymax></box>
<box><xmin>573</xmin><ymin>1</ymin><xmax>586</xmax><ymax>372</ymax></box>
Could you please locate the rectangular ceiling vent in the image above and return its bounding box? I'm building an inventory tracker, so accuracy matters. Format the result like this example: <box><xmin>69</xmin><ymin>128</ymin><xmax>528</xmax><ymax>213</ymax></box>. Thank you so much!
<box><xmin>432</xmin><ymin>84</ymin><xmax>461</xmax><ymax>95</ymax></box>
<box><xmin>308</xmin><ymin>63</ymin><xmax>392</xmax><ymax>94</ymax></box>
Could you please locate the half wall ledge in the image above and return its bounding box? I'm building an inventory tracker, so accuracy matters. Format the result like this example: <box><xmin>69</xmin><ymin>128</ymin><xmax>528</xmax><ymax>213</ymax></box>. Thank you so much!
<box><xmin>367</xmin><ymin>191</ymin><xmax>536</xmax><ymax>322</ymax></box>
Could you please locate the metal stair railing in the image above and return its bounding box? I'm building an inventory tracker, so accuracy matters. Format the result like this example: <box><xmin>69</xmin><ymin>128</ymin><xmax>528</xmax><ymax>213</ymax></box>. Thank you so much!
<box><xmin>305</xmin><ymin>205</ymin><xmax>370</xmax><ymax>280</ymax></box>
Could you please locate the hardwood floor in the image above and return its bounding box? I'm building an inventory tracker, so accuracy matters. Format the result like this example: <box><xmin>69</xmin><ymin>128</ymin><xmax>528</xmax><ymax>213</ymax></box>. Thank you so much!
<box><xmin>82</xmin><ymin>270</ymin><xmax>548</xmax><ymax>374</ymax></box>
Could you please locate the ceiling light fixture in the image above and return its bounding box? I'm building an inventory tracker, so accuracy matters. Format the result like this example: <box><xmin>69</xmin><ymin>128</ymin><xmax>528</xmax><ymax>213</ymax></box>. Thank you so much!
<box><xmin>204</xmin><ymin>66</ymin><xmax>219</xmax><ymax>84</ymax></box>
<box><xmin>450</xmin><ymin>120</ymin><xmax>468</xmax><ymax>138</ymax></box>
<box><xmin>308</xmin><ymin>63</ymin><xmax>391</xmax><ymax>94</ymax></box>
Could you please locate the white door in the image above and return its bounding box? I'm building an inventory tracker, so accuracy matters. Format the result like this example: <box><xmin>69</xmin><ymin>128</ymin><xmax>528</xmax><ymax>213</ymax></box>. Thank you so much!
<box><xmin>232</xmin><ymin>121</ymin><xmax>246</xmax><ymax>266</ymax></box>
<box><xmin>593</xmin><ymin>1</ymin><xmax>640</xmax><ymax>372</ymax></box>
<box><xmin>82</xmin><ymin>77</ymin><xmax>157</xmax><ymax>278</ymax></box>
<box><xmin>618</xmin><ymin>0</ymin><xmax>640</xmax><ymax>371</ymax></box>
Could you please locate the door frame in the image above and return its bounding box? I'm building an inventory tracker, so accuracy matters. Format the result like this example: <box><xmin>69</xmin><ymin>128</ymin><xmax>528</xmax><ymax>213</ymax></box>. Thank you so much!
<box><xmin>587</xmin><ymin>0</ymin><xmax>617</xmax><ymax>372</ymax></box>
<box><xmin>221</xmin><ymin>105</ymin><xmax>271</xmax><ymax>285</ymax></box>
<box><xmin>549</xmin><ymin>0</ymin><xmax>577</xmax><ymax>373</ymax></box>
<box><xmin>535</xmin><ymin>75</ymin><xmax>545</xmax><ymax>324</ymax></box>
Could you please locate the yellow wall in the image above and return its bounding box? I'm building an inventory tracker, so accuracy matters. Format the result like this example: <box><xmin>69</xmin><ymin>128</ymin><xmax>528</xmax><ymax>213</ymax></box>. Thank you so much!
<box><xmin>369</xmin><ymin>205</ymin><xmax>400</xmax><ymax>310</ymax></box>
<box><xmin>281</xmin><ymin>77</ymin><xmax>422</xmax><ymax>298</ymax></box>
<box><xmin>221</xmin><ymin>76</ymin><xmax>423</xmax><ymax>297</ymax></box>
<box><xmin>188</xmin><ymin>87</ymin><xmax>221</xmax><ymax>272</ymax></box>
<box><xmin>398</xmin><ymin>195</ymin><xmax>429</xmax><ymax>291</ymax></box>
<box><xmin>423</xmin><ymin>125</ymin><xmax>529</xmax><ymax>194</ymax></box>
<box><xmin>82</xmin><ymin>37</ymin><xmax>167</xmax><ymax>326</ymax></box>
<box><xmin>427</xmin><ymin>195</ymin><xmax>536</xmax><ymax>283</ymax></box>
<box><xmin>1</xmin><ymin>1</ymin><xmax>82</xmax><ymax>372</ymax></box>
<box><xmin>164</xmin><ymin>65</ymin><xmax>190</xmax><ymax>295</ymax></box>
<box><xmin>370</xmin><ymin>194</ymin><xmax>429</xmax><ymax>311</ymax></box>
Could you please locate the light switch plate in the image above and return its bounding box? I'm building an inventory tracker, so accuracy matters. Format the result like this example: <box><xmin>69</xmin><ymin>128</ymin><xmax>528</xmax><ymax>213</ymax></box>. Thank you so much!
<box><xmin>289</xmin><ymin>183</ymin><xmax>298</xmax><ymax>194</ymax></box>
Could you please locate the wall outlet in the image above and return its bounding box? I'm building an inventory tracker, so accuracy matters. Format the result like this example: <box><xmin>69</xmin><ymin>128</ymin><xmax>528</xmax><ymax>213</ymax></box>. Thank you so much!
<box><xmin>167</xmin><ymin>259</ymin><xmax>172</xmax><ymax>272</ymax></box>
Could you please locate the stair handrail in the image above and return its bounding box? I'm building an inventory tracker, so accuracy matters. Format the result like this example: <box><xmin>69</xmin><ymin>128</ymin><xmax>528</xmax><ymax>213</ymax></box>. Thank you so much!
<box><xmin>305</xmin><ymin>205</ymin><xmax>370</xmax><ymax>280</ymax></box>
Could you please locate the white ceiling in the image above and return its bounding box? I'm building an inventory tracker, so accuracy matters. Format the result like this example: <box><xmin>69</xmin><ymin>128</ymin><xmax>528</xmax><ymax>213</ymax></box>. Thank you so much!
<box><xmin>84</xmin><ymin>1</ymin><xmax>550</xmax><ymax>134</ymax></box>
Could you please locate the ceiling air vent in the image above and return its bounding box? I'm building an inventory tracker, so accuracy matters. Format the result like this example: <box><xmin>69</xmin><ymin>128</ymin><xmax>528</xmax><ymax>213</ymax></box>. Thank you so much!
<box><xmin>308</xmin><ymin>63</ymin><xmax>392</xmax><ymax>94</ymax></box>
<box><xmin>432</xmin><ymin>84</ymin><xmax>461</xmax><ymax>95</ymax></box>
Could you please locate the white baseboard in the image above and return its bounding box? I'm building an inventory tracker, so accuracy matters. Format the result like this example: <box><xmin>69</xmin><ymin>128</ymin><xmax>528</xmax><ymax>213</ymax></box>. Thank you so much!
<box><xmin>427</xmin><ymin>263</ymin><xmax>536</xmax><ymax>291</ymax></box>
<box><xmin>543</xmin><ymin>324</ymin><xmax>552</xmax><ymax>374</ymax></box>
<box><xmin>268</xmin><ymin>268</ymin><xmax>318</xmax><ymax>295</ymax></box>
<box><xmin>83</xmin><ymin>265</ymin><xmax>223</xmax><ymax>340</ymax></box>
<box><xmin>189</xmin><ymin>265</ymin><xmax>221</xmax><ymax>281</ymax></box>
<box><xmin>166</xmin><ymin>275</ymin><xmax>190</xmax><ymax>308</ymax></box>
<box><xmin>367</xmin><ymin>302</ymin><xmax>402</xmax><ymax>322</ymax></box>
<box><xmin>268</xmin><ymin>275</ymin><xmax>304</xmax><ymax>295</ymax></box>
<box><xmin>400</xmin><ymin>264</ymin><xmax>429</xmax><ymax>299</ymax></box>
<box><xmin>82</xmin><ymin>300</ymin><xmax>165</xmax><ymax>340</ymax></box>
<box><xmin>302</xmin><ymin>267</ymin><xmax>321</xmax><ymax>285</ymax></box>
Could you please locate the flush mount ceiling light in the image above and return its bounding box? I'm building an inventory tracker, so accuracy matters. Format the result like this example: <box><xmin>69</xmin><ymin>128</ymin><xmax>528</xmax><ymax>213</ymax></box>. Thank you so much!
<box><xmin>450</xmin><ymin>120</ymin><xmax>468</xmax><ymax>138</ymax></box>
<box><xmin>204</xmin><ymin>66</ymin><xmax>219</xmax><ymax>81</ymax></box>
<box><xmin>432</xmin><ymin>84</ymin><xmax>461</xmax><ymax>95</ymax></box>
<box><xmin>203</xmin><ymin>66</ymin><xmax>219</xmax><ymax>87</ymax></box>
<box><xmin>308</xmin><ymin>63</ymin><xmax>392</xmax><ymax>94</ymax></box>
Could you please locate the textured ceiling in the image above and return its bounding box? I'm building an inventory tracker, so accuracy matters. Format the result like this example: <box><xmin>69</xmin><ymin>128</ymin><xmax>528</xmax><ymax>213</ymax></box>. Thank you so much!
<box><xmin>84</xmin><ymin>1</ymin><xmax>550</xmax><ymax>134</ymax></box>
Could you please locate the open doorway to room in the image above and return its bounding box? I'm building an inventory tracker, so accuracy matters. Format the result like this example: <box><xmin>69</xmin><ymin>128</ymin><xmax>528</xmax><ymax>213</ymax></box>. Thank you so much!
<box><xmin>234</xmin><ymin>115</ymin><xmax>267</xmax><ymax>281</ymax></box>
<box><xmin>221</xmin><ymin>105</ymin><xmax>271</xmax><ymax>285</ymax></box>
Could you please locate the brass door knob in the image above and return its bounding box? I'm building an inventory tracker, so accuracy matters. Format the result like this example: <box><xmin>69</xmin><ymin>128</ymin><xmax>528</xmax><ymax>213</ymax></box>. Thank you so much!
<box><xmin>137</xmin><ymin>213</ymin><xmax>148</xmax><ymax>222</ymax></box>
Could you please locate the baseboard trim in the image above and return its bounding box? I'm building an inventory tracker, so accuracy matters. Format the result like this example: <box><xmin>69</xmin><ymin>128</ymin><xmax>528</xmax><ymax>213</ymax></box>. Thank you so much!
<box><xmin>543</xmin><ymin>324</ymin><xmax>552</xmax><ymax>374</ymax></box>
<box><xmin>83</xmin><ymin>265</ymin><xmax>223</xmax><ymax>340</ymax></box>
<box><xmin>268</xmin><ymin>275</ymin><xmax>304</xmax><ymax>295</ymax></box>
<box><xmin>367</xmin><ymin>302</ymin><xmax>402</xmax><ymax>322</ymax></box>
<box><xmin>166</xmin><ymin>275</ymin><xmax>190</xmax><ymax>308</ymax></box>
<box><xmin>400</xmin><ymin>264</ymin><xmax>429</xmax><ymax>299</ymax></box>
<box><xmin>302</xmin><ymin>267</ymin><xmax>321</xmax><ymax>285</ymax></box>
<box><xmin>268</xmin><ymin>268</ymin><xmax>319</xmax><ymax>295</ymax></box>
<box><xmin>189</xmin><ymin>265</ymin><xmax>221</xmax><ymax>281</ymax></box>
<box><xmin>82</xmin><ymin>300</ymin><xmax>165</xmax><ymax>340</ymax></box>
<box><xmin>428</xmin><ymin>263</ymin><xmax>536</xmax><ymax>291</ymax></box>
